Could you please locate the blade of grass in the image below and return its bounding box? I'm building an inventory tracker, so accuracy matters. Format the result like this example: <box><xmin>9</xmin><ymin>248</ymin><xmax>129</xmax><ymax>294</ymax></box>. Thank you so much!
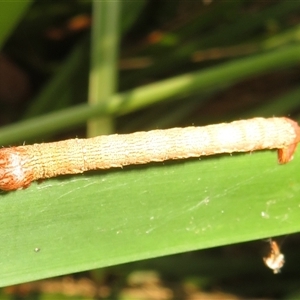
<box><xmin>22</xmin><ymin>1</ymin><xmax>142</xmax><ymax>120</ymax></box>
<box><xmin>0</xmin><ymin>44</ymin><xmax>300</xmax><ymax>145</ymax></box>
<box><xmin>87</xmin><ymin>1</ymin><xmax>120</xmax><ymax>137</ymax></box>
<box><xmin>1</xmin><ymin>148</ymin><xmax>300</xmax><ymax>286</ymax></box>
<box><xmin>23</xmin><ymin>38</ymin><xmax>90</xmax><ymax>119</ymax></box>
<box><xmin>121</xmin><ymin>1</ymin><xmax>300</xmax><ymax>87</ymax></box>
<box><xmin>0</xmin><ymin>1</ymin><xmax>33</xmax><ymax>49</ymax></box>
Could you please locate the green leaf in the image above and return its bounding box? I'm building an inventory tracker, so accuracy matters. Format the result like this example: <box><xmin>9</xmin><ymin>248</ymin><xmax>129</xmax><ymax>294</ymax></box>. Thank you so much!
<box><xmin>1</xmin><ymin>149</ymin><xmax>300</xmax><ymax>286</ymax></box>
<box><xmin>0</xmin><ymin>1</ymin><xmax>33</xmax><ymax>49</ymax></box>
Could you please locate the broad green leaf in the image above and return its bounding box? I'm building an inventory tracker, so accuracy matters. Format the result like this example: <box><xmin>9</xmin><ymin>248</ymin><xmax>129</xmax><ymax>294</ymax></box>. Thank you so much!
<box><xmin>1</xmin><ymin>149</ymin><xmax>300</xmax><ymax>286</ymax></box>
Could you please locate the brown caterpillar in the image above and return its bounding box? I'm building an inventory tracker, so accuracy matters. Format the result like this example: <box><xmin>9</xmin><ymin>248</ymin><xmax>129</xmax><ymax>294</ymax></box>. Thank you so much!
<box><xmin>0</xmin><ymin>117</ymin><xmax>299</xmax><ymax>191</ymax></box>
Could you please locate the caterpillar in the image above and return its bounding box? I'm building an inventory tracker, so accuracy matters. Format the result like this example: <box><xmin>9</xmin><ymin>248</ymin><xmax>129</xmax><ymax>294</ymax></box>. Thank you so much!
<box><xmin>0</xmin><ymin>117</ymin><xmax>299</xmax><ymax>191</ymax></box>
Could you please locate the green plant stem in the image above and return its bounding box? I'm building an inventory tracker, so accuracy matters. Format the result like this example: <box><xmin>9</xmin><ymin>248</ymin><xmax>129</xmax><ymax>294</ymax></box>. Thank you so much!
<box><xmin>87</xmin><ymin>1</ymin><xmax>120</xmax><ymax>137</ymax></box>
<box><xmin>0</xmin><ymin>44</ymin><xmax>300</xmax><ymax>145</ymax></box>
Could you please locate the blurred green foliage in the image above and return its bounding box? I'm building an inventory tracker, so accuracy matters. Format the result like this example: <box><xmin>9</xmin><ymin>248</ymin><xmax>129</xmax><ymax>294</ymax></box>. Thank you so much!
<box><xmin>1</xmin><ymin>0</ymin><xmax>300</xmax><ymax>298</ymax></box>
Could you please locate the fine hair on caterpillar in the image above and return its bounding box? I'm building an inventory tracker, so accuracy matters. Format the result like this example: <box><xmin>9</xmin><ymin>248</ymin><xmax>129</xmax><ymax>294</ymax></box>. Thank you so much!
<box><xmin>0</xmin><ymin>117</ymin><xmax>299</xmax><ymax>191</ymax></box>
